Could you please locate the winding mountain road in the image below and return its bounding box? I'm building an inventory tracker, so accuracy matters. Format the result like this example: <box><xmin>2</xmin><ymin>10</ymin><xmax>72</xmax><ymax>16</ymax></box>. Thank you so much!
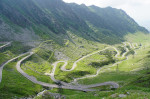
<box><xmin>132</xmin><ymin>43</ymin><xmax>138</xmax><ymax>49</ymax></box>
<box><xmin>17</xmin><ymin>43</ymin><xmax>134</xmax><ymax>91</ymax></box>
<box><xmin>60</xmin><ymin>47</ymin><xmax>110</xmax><ymax>71</ymax></box>
<box><xmin>16</xmin><ymin>52</ymin><xmax>119</xmax><ymax>91</ymax></box>
<box><xmin>0</xmin><ymin>42</ymin><xmax>11</xmax><ymax>50</ymax></box>
<box><xmin>126</xmin><ymin>42</ymin><xmax>133</xmax><ymax>49</ymax></box>
<box><xmin>16</xmin><ymin>46</ymin><xmax>122</xmax><ymax>91</ymax></box>
<box><xmin>0</xmin><ymin>52</ymin><xmax>29</xmax><ymax>83</ymax></box>
<box><xmin>51</xmin><ymin>46</ymin><xmax>121</xmax><ymax>85</ymax></box>
<box><xmin>0</xmin><ymin>42</ymin><xmax>137</xmax><ymax>91</ymax></box>
<box><xmin>70</xmin><ymin>43</ymin><xmax>130</xmax><ymax>84</ymax></box>
<box><xmin>122</xmin><ymin>43</ymin><xmax>129</xmax><ymax>58</ymax></box>
<box><xmin>51</xmin><ymin>44</ymin><xmax>133</xmax><ymax>88</ymax></box>
<box><xmin>114</xmin><ymin>47</ymin><xmax>120</xmax><ymax>58</ymax></box>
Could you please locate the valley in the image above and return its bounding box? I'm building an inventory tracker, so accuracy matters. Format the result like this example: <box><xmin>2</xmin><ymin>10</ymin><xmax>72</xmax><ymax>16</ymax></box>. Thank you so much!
<box><xmin>0</xmin><ymin>0</ymin><xmax>150</xmax><ymax>99</ymax></box>
<box><xmin>1</xmin><ymin>33</ymin><xmax>150</xmax><ymax>98</ymax></box>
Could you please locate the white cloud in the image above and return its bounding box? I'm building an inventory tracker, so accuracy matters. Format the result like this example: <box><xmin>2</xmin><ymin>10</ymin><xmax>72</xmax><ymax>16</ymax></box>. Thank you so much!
<box><xmin>63</xmin><ymin>0</ymin><xmax>150</xmax><ymax>30</ymax></box>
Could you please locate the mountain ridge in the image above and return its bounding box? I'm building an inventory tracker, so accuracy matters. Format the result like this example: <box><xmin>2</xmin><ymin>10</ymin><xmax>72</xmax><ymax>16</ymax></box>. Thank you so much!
<box><xmin>0</xmin><ymin>0</ymin><xmax>148</xmax><ymax>44</ymax></box>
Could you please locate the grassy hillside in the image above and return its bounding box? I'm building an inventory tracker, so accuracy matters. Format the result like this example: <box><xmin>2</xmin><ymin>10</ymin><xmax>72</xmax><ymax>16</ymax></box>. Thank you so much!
<box><xmin>70</xmin><ymin>32</ymin><xmax>150</xmax><ymax>98</ymax></box>
<box><xmin>0</xmin><ymin>31</ymin><xmax>150</xmax><ymax>99</ymax></box>
<box><xmin>31</xmin><ymin>32</ymin><xmax>150</xmax><ymax>99</ymax></box>
<box><xmin>0</xmin><ymin>0</ymin><xmax>148</xmax><ymax>45</ymax></box>
<box><xmin>0</xmin><ymin>0</ymin><xmax>150</xmax><ymax>98</ymax></box>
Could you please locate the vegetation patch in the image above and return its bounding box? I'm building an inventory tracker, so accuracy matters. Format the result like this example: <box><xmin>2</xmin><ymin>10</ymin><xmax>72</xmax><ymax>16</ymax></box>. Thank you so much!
<box><xmin>21</xmin><ymin>54</ymin><xmax>54</xmax><ymax>84</ymax></box>
<box><xmin>0</xmin><ymin>62</ymin><xmax>42</xmax><ymax>99</ymax></box>
<box><xmin>3</xmin><ymin>41</ymin><xmax>32</xmax><ymax>55</ymax></box>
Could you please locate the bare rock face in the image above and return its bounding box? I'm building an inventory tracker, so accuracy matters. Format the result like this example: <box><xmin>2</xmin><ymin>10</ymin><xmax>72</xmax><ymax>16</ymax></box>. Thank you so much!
<box><xmin>94</xmin><ymin>94</ymin><xmax>98</xmax><ymax>96</ymax></box>
<box><xmin>55</xmin><ymin>50</ymin><xmax>70</xmax><ymax>61</ymax></box>
<box><xmin>36</xmin><ymin>90</ymin><xmax>66</xmax><ymax>99</ymax></box>
<box><xmin>0</xmin><ymin>0</ymin><xmax>148</xmax><ymax>45</ymax></box>
<box><xmin>0</xmin><ymin>18</ymin><xmax>14</xmax><ymax>41</ymax></box>
<box><xmin>111</xmin><ymin>93</ymin><xmax>117</xmax><ymax>98</ymax></box>
<box><xmin>111</xmin><ymin>93</ymin><xmax>127</xmax><ymax>98</ymax></box>
<box><xmin>0</xmin><ymin>18</ymin><xmax>39</xmax><ymax>42</ymax></box>
<box><xmin>126</xmin><ymin>92</ymin><xmax>130</xmax><ymax>95</ymax></box>
<box><xmin>118</xmin><ymin>94</ymin><xmax>127</xmax><ymax>98</ymax></box>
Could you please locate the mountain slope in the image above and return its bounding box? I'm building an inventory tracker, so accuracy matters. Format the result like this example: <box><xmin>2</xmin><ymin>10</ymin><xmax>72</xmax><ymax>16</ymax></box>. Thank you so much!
<box><xmin>69</xmin><ymin>4</ymin><xmax>148</xmax><ymax>36</ymax></box>
<box><xmin>0</xmin><ymin>0</ymin><xmax>148</xmax><ymax>44</ymax></box>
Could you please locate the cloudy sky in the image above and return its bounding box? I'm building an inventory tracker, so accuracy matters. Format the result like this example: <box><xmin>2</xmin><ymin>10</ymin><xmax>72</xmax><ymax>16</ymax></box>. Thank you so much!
<box><xmin>63</xmin><ymin>0</ymin><xmax>150</xmax><ymax>30</ymax></box>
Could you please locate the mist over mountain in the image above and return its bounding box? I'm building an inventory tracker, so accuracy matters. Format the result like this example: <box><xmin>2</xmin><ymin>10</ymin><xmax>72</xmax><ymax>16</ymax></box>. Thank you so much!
<box><xmin>0</xmin><ymin>0</ymin><xmax>148</xmax><ymax>44</ymax></box>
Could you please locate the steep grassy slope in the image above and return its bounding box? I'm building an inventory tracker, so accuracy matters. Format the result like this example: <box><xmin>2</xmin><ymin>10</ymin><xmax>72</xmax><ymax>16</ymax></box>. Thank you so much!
<box><xmin>0</xmin><ymin>62</ymin><xmax>42</xmax><ymax>98</ymax></box>
<box><xmin>1</xmin><ymin>33</ymin><xmax>150</xmax><ymax>99</ymax></box>
<box><xmin>0</xmin><ymin>0</ymin><xmax>150</xmax><ymax>98</ymax></box>
<box><xmin>71</xmin><ymin>33</ymin><xmax>150</xmax><ymax>98</ymax></box>
<box><xmin>0</xmin><ymin>0</ymin><xmax>148</xmax><ymax>45</ymax></box>
<box><xmin>34</xmin><ymin>33</ymin><xmax>150</xmax><ymax>99</ymax></box>
<box><xmin>0</xmin><ymin>43</ymin><xmax>44</xmax><ymax>98</ymax></box>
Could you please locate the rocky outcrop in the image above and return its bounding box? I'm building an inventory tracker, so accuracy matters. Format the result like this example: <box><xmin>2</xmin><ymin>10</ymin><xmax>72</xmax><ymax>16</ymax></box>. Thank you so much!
<box><xmin>35</xmin><ymin>90</ymin><xmax>66</xmax><ymax>99</ymax></box>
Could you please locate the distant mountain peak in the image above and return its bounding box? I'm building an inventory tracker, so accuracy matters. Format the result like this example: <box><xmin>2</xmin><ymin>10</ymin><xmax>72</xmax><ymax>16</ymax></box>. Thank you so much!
<box><xmin>0</xmin><ymin>0</ymin><xmax>148</xmax><ymax>44</ymax></box>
